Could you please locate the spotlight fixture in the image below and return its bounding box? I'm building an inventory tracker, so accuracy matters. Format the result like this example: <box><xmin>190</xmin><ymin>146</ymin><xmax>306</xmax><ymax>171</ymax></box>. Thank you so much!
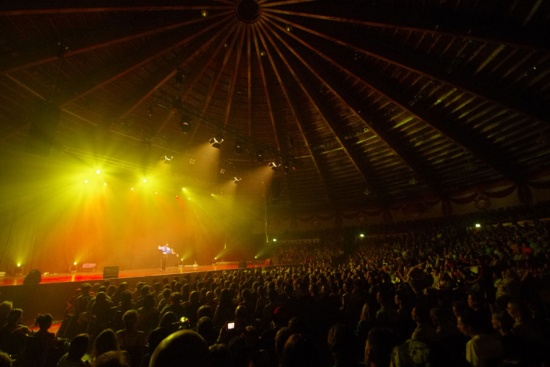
<box><xmin>179</xmin><ymin>116</ymin><xmax>192</xmax><ymax>134</ymax></box>
<box><xmin>268</xmin><ymin>161</ymin><xmax>281</xmax><ymax>170</ymax></box>
<box><xmin>209</xmin><ymin>134</ymin><xmax>224</xmax><ymax>148</ymax></box>
<box><xmin>163</xmin><ymin>155</ymin><xmax>174</xmax><ymax>164</ymax></box>
<box><xmin>255</xmin><ymin>150</ymin><xmax>264</xmax><ymax>163</ymax></box>
<box><xmin>234</xmin><ymin>141</ymin><xmax>244</xmax><ymax>154</ymax></box>
<box><xmin>233</xmin><ymin>176</ymin><xmax>242</xmax><ymax>184</ymax></box>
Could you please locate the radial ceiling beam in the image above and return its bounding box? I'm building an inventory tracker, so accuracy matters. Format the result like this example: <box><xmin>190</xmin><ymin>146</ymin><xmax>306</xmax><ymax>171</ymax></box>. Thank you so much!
<box><xmin>355</xmin><ymin>38</ymin><xmax>549</xmax><ymax>125</ymax></box>
<box><xmin>264</xmin><ymin>19</ymin><xmax>446</xmax><ymax>199</ymax></box>
<box><xmin>328</xmin><ymin>77</ymin><xmax>447</xmax><ymax>199</ymax></box>
<box><xmin>0</xmin><ymin>12</ymin><xmax>231</xmax><ymax>75</ymax></box>
<box><xmin>255</xmin><ymin>22</ymin><xmax>333</xmax><ymax>206</ymax></box>
<box><xmin>0</xmin><ymin>4</ymin><xmax>229</xmax><ymax>16</ymax></box>
<box><xmin>201</xmin><ymin>22</ymin><xmax>244</xmax><ymax>115</ymax></box>
<box><xmin>354</xmin><ymin>68</ymin><xmax>528</xmax><ymax>183</ymax></box>
<box><xmin>259</xmin><ymin>22</ymin><xmax>349</xmax><ymax>208</ymax></box>
<box><xmin>264</xmin><ymin>13</ymin><xmax>549</xmax><ymax>124</ymax></box>
<box><xmin>264</xmin><ymin>13</ymin><xmax>533</xmax><ymax>184</ymax></box>
<box><xmin>222</xmin><ymin>26</ymin><xmax>246</xmax><ymax>129</ymax></box>
<box><xmin>262</xmin><ymin>20</ymin><xmax>387</xmax><ymax>205</ymax></box>
<box><xmin>266</xmin><ymin>2</ymin><xmax>549</xmax><ymax>50</ymax></box>
<box><xmin>55</xmin><ymin>16</ymin><xmax>231</xmax><ymax>108</ymax></box>
<box><xmin>250</xmin><ymin>24</ymin><xmax>282</xmax><ymax>155</ymax></box>
<box><xmin>116</xmin><ymin>22</ymin><xmax>237</xmax><ymax>121</ymax></box>
<box><xmin>309</xmin><ymin>38</ymin><xmax>527</xmax><ymax>184</ymax></box>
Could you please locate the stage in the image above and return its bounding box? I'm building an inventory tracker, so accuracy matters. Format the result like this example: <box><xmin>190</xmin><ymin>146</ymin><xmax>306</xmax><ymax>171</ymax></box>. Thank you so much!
<box><xmin>0</xmin><ymin>261</ymin><xmax>274</xmax><ymax>325</ymax></box>
<box><xmin>0</xmin><ymin>261</ymin><xmax>272</xmax><ymax>287</ymax></box>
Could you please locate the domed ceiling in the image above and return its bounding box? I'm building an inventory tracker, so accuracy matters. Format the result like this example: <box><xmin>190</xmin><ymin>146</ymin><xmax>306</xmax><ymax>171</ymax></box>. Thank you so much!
<box><xmin>1</xmin><ymin>0</ymin><xmax>549</xmax><ymax>213</ymax></box>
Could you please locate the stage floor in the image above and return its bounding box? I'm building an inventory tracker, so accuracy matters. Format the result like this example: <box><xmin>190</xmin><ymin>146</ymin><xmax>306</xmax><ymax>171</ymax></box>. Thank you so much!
<box><xmin>0</xmin><ymin>263</ymin><xmax>264</xmax><ymax>287</ymax></box>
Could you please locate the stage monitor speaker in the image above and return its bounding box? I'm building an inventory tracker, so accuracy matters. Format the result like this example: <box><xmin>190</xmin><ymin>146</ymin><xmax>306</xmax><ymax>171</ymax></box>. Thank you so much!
<box><xmin>103</xmin><ymin>266</ymin><xmax>119</xmax><ymax>279</ymax></box>
<box><xmin>23</xmin><ymin>269</ymin><xmax>42</xmax><ymax>286</ymax></box>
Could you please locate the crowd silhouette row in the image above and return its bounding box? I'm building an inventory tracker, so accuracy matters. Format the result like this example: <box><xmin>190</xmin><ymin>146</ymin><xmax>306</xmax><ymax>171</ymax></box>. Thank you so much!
<box><xmin>0</xmin><ymin>209</ymin><xmax>549</xmax><ymax>367</ymax></box>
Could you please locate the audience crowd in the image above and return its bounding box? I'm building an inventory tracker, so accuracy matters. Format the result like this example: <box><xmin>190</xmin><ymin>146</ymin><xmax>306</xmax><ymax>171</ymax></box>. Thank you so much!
<box><xmin>0</xmin><ymin>208</ymin><xmax>549</xmax><ymax>367</ymax></box>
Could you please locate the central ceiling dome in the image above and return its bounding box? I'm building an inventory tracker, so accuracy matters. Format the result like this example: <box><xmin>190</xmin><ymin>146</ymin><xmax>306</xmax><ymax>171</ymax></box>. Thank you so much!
<box><xmin>236</xmin><ymin>0</ymin><xmax>261</xmax><ymax>23</ymax></box>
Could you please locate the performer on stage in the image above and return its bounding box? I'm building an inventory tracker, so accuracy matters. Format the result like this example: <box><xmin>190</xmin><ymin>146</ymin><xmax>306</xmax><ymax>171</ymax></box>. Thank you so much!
<box><xmin>158</xmin><ymin>244</ymin><xmax>177</xmax><ymax>271</ymax></box>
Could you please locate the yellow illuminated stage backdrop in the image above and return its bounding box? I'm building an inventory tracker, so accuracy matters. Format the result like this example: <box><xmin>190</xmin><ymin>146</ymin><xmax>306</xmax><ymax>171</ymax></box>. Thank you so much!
<box><xmin>0</xmin><ymin>147</ymin><xmax>271</xmax><ymax>275</ymax></box>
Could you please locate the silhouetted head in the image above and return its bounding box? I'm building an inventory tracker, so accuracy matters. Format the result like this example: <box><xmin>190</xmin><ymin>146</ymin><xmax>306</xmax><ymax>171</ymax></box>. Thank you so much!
<box><xmin>149</xmin><ymin>329</ymin><xmax>210</xmax><ymax>367</ymax></box>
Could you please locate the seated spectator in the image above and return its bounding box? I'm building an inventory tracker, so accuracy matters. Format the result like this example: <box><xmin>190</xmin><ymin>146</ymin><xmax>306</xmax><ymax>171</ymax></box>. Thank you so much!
<box><xmin>93</xmin><ymin>328</ymin><xmax>121</xmax><ymax>362</ymax></box>
<box><xmin>160</xmin><ymin>292</ymin><xmax>185</xmax><ymax>320</ymax></box>
<box><xmin>457</xmin><ymin>310</ymin><xmax>503</xmax><ymax>367</ymax></box>
<box><xmin>156</xmin><ymin>289</ymin><xmax>171</xmax><ymax>311</ymax></box>
<box><xmin>410</xmin><ymin>304</ymin><xmax>437</xmax><ymax>345</ymax></box>
<box><xmin>57</xmin><ymin>333</ymin><xmax>90</xmax><ymax>367</ymax></box>
<box><xmin>182</xmin><ymin>291</ymin><xmax>201</xmax><ymax>328</ymax></box>
<box><xmin>94</xmin><ymin>350</ymin><xmax>130</xmax><ymax>367</ymax></box>
<box><xmin>280</xmin><ymin>333</ymin><xmax>325</xmax><ymax>367</ymax></box>
<box><xmin>209</xmin><ymin>343</ymin><xmax>233</xmax><ymax>367</ymax></box>
<box><xmin>213</xmin><ymin>289</ymin><xmax>237</xmax><ymax>330</ymax></box>
<box><xmin>0</xmin><ymin>302</ymin><xmax>13</xmax><ymax>327</ymax></box>
<box><xmin>491</xmin><ymin>311</ymin><xmax>521</xmax><ymax>364</ymax></box>
<box><xmin>136</xmin><ymin>295</ymin><xmax>159</xmax><ymax>336</ymax></box>
<box><xmin>149</xmin><ymin>330</ymin><xmax>211</xmax><ymax>367</ymax></box>
<box><xmin>216</xmin><ymin>305</ymin><xmax>249</xmax><ymax>345</ymax></box>
<box><xmin>390</xmin><ymin>339</ymin><xmax>431</xmax><ymax>367</ymax></box>
<box><xmin>0</xmin><ymin>351</ymin><xmax>12</xmax><ymax>367</ymax></box>
<box><xmin>142</xmin><ymin>311</ymin><xmax>179</xmax><ymax>367</ymax></box>
<box><xmin>506</xmin><ymin>300</ymin><xmax>544</xmax><ymax>365</ymax></box>
<box><xmin>116</xmin><ymin>310</ymin><xmax>146</xmax><ymax>367</ymax></box>
<box><xmin>19</xmin><ymin>313</ymin><xmax>61</xmax><ymax>366</ymax></box>
<box><xmin>327</xmin><ymin>323</ymin><xmax>362</xmax><ymax>367</ymax></box>
<box><xmin>364</xmin><ymin>327</ymin><xmax>397</xmax><ymax>367</ymax></box>
<box><xmin>196</xmin><ymin>316</ymin><xmax>217</xmax><ymax>347</ymax></box>
<box><xmin>0</xmin><ymin>308</ymin><xmax>31</xmax><ymax>357</ymax></box>
<box><xmin>33</xmin><ymin>313</ymin><xmax>58</xmax><ymax>349</ymax></box>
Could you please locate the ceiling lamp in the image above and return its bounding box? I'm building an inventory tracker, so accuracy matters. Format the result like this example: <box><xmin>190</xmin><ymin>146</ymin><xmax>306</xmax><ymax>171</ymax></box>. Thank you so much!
<box><xmin>234</xmin><ymin>141</ymin><xmax>244</xmax><ymax>154</ymax></box>
<box><xmin>163</xmin><ymin>155</ymin><xmax>174</xmax><ymax>164</ymax></box>
<box><xmin>268</xmin><ymin>161</ymin><xmax>281</xmax><ymax>170</ymax></box>
<box><xmin>180</xmin><ymin>116</ymin><xmax>192</xmax><ymax>134</ymax></box>
<box><xmin>209</xmin><ymin>134</ymin><xmax>224</xmax><ymax>149</ymax></box>
<box><xmin>255</xmin><ymin>150</ymin><xmax>264</xmax><ymax>163</ymax></box>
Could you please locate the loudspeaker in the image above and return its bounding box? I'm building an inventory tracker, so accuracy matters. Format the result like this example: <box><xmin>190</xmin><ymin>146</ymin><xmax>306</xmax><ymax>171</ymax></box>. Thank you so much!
<box><xmin>26</xmin><ymin>102</ymin><xmax>60</xmax><ymax>156</ymax></box>
<box><xmin>23</xmin><ymin>269</ymin><xmax>41</xmax><ymax>286</ymax></box>
<box><xmin>103</xmin><ymin>266</ymin><xmax>119</xmax><ymax>279</ymax></box>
